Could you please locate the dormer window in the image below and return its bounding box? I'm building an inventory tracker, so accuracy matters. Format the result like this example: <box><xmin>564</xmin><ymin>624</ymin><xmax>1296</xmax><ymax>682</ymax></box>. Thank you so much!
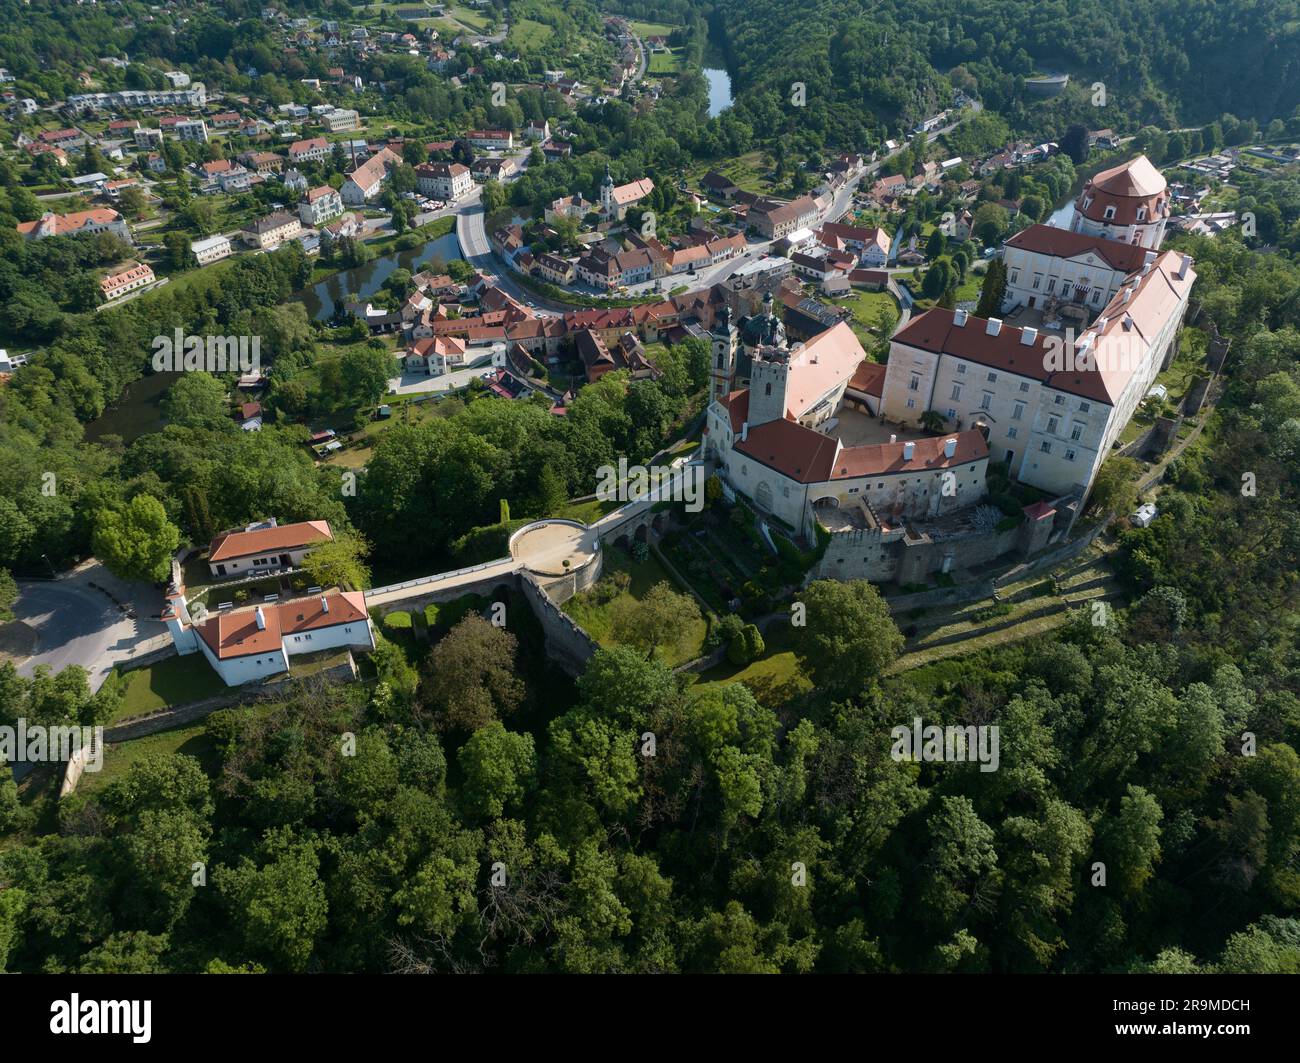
<box><xmin>1103</xmin><ymin>205</ymin><xmax>1116</xmax><ymax>220</ymax></box>
<box><xmin>1136</xmin><ymin>207</ymin><xmax>1147</xmax><ymax>221</ymax></box>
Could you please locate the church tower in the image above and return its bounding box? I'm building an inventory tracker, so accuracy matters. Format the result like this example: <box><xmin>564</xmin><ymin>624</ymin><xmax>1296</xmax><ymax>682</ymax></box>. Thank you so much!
<box><xmin>710</xmin><ymin>305</ymin><xmax>738</xmax><ymax>403</ymax></box>
<box><xmin>600</xmin><ymin>164</ymin><xmax>615</xmax><ymax>217</ymax></box>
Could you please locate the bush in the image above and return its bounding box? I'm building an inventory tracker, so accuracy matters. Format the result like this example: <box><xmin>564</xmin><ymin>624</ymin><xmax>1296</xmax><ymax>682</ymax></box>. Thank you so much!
<box><xmin>383</xmin><ymin>611</ymin><xmax>413</xmax><ymax>630</ymax></box>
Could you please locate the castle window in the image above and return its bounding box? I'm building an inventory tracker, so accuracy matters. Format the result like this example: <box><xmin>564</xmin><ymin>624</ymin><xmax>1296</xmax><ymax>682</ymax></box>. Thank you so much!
<box><xmin>764</xmin><ymin>382</ymin><xmax>771</xmax><ymax>396</ymax></box>
<box><xmin>1065</xmin><ymin>448</ymin><xmax>1077</xmax><ymax>461</ymax></box>
<box><xmin>1103</xmin><ymin>205</ymin><xmax>1116</xmax><ymax>219</ymax></box>
<box><xmin>906</xmin><ymin>398</ymin><xmax>916</xmax><ymax>409</ymax></box>
<box><xmin>1032</xmin><ymin>274</ymin><xmax>1041</xmax><ymax>289</ymax></box>
<box><xmin>1079</xmin><ymin>401</ymin><xmax>1090</xmax><ymax>413</ymax></box>
<box><xmin>1007</xmin><ymin>427</ymin><xmax>1018</xmax><ymax>439</ymax></box>
<box><xmin>1019</xmin><ymin>382</ymin><xmax>1030</xmax><ymax>393</ymax></box>
<box><xmin>1040</xmin><ymin>441</ymin><xmax>1052</xmax><ymax>453</ymax></box>
<box><xmin>908</xmin><ymin>375</ymin><xmax>920</xmax><ymax>391</ymax></box>
<box><xmin>987</xmin><ymin>372</ymin><xmax>997</xmax><ymax>383</ymax></box>
<box><xmin>1012</xmin><ymin>402</ymin><xmax>1024</xmax><ymax>420</ymax></box>
<box><xmin>1136</xmin><ymin>207</ymin><xmax>1147</xmax><ymax>221</ymax></box>
<box><xmin>946</xmin><ymin>408</ymin><xmax>956</xmax><ymax>419</ymax></box>
<box><xmin>1047</xmin><ymin>416</ymin><xmax>1059</xmax><ymax>433</ymax></box>
<box><xmin>1047</xmin><ymin>278</ymin><xmax>1056</xmax><ymax>293</ymax></box>
<box><xmin>1071</xmin><ymin>423</ymin><xmax>1084</xmax><ymax>441</ymax></box>
<box><xmin>980</xmin><ymin>393</ymin><xmax>992</xmax><ymax>410</ymax></box>
<box><xmin>957</xmin><ymin>363</ymin><xmax>967</xmax><ymax>375</ymax></box>
<box><xmin>950</xmin><ymin>385</ymin><xmax>961</xmax><ymax>400</ymax></box>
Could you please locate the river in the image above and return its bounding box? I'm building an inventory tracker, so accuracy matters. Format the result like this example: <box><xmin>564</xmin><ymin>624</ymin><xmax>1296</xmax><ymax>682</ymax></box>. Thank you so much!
<box><xmin>295</xmin><ymin>229</ymin><xmax>463</xmax><ymax>321</ymax></box>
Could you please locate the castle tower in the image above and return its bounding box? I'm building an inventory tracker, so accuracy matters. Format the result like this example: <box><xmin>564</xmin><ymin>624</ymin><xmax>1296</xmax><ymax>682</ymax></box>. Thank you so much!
<box><xmin>747</xmin><ymin>344</ymin><xmax>790</xmax><ymax>427</ymax></box>
<box><xmin>710</xmin><ymin>305</ymin><xmax>738</xmax><ymax>403</ymax></box>
<box><xmin>1070</xmin><ymin>154</ymin><xmax>1169</xmax><ymax>249</ymax></box>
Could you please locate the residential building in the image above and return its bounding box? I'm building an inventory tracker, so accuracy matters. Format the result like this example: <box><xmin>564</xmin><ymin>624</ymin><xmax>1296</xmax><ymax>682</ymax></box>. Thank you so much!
<box><xmin>191</xmin><ymin>234</ymin><xmax>234</xmax><ymax>266</ymax></box>
<box><xmin>98</xmin><ymin>261</ymin><xmax>155</xmax><ymax>302</ymax></box>
<box><xmin>299</xmin><ymin>185</ymin><xmax>344</xmax><ymax>226</ymax></box>
<box><xmin>289</xmin><ymin>136</ymin><xmax>330</xmax><ymax>164</ymax></box>
<box><xmin>749</xmin><ymin>195</ymin><xmax>819</xmax><ymax>239</ymax></box>
<box><xmin>242</xmin><ymin>210</ymin><xmax>303</xmax><ymax>250</ymax></box>
<box><xmin>414</xmin><ymin>161</ymin><xmax>472</xmax><ymax>200</ymax></box>
<box><xmin>464</xmin><ymin>129</ymin><xmax>514</xmax><ymax>150</ymax></box>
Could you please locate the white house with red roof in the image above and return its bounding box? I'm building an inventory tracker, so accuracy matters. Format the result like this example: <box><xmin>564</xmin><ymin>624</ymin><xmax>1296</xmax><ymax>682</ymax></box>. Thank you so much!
<box><xmin>164</xmin><ymin>590</ymin><xmax>374</xmax><ymax>686</ymax></box>
<box><xmin>206</xmin><ymin>518</ymin><xmax>334</xmax><ymax>578</ymax></box>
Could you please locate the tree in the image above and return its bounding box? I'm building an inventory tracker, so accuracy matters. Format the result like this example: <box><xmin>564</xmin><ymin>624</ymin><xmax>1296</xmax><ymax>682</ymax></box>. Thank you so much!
<box><xmin>162</xmin><ymin>373</ymin><xmax>228</xmax><ymax>428</ymax></box>
<box><xmin>421</xmin><ymin>614</ymin><xmax>525</xmax><ymax>731</ymax></box>
<box><xmin>971</xmin><ymin>202</ymin><xmax>1009</xmax><ymax>244</ymax></box>
<box><xmin>212</xmin><ymin>834</ymin><xmax>328</xmax><ymax>972</ymax></box>
<box><xmin>926</xmin><ymin>229</ymin><xmax>947</xmax><ymax>260</ymax></box>
<box><xmin>792</xmin><ymin>579</ymin><xmax>902</xmax><ymax>694</ymax></box>
<box><xmin>609</xmin><ymin>580</ymin><xmax>701</xmax><ymax>660</ymax></box>
<box><xmin>921</xmin><ymin>409</ymin><xmax>947</xmax><ymax>432</ymax></box>
<box><xmin>974</xmin><ymin>258</ymin><xmax>1007</xmax><ymax>318</ymax></box>
<box><xmin>1089</xmin><ymin>456</ymin><xmax>1140</xmax><ymax>517</ymax></box>
<box><xmin>481</xmin><ymin>178</ymin><xmax>507</xmax><ymax>214</ymax></box>
<box><xmin>1060</xmin><ymin>124</ymin><xmax>1090</xmax><ymax>164</ymax></box>
<box><xmin>458</xmin><ymin>721</ymin><xmax>536</xmax><ymax>819</ymax></box>
<box><xmin>91</xmin><ymin>495</ymin><xmax>180</xmax><ymax>583</ymax></box>
<box><xmin>301</xmin><ymin>531</ymin><xmax>371</xmax><ymax>591</ymax></box>
<box><xmin>340</xmin><ymin>343</ymin><xmax>393</xmax><ymax>408</ymax></box>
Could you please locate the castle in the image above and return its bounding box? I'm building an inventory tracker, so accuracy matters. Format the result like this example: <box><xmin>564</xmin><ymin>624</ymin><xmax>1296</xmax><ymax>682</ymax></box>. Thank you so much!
<box><xmin>704</xmin><ymin>156</ymin><xmax>1196</xmax><ymax>585</ymax></box>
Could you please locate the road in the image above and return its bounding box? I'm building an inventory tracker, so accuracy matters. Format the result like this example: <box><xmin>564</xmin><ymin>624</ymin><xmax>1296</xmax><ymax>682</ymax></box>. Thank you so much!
<box><xmin>11</xmin><ymin>562</ymin><xmax>169</xmax><ymax>693</ymax></box>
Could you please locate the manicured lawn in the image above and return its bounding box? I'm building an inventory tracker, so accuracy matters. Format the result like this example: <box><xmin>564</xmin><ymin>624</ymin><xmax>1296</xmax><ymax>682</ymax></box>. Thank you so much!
<box><xmin>563</xmin><ymin>545</ymin><xmax>708</xmax><ymax>667</ymax></box>
<box><xmin>113</xmin><ymin>655</ymin><xmax>228</xmax><ymax>723</ymax></box>
<box><xmin>690</xmin><ymin>621</ymin><xmax>812</xmax><ymax>706</ymax></box>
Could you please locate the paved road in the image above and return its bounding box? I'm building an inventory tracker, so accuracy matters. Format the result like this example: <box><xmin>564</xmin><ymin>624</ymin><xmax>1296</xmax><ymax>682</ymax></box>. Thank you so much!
<box><xmin>12</xmin><ymin>563</ymin><xmax>169</xmax><ymax>692</ymax></box>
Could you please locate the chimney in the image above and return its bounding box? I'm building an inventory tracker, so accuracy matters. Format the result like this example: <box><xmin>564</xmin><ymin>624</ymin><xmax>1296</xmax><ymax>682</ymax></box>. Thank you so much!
<box><xmin>943</xmin><ymin>438</ymin><xmax>957</xmax><ymax>458</ymax></box>
<box><xmin>985</xmin><ymin>317</ymin><xmax>1002</xmax><ymax>336</ymax></box>
<box><xmin>254</xmin><ymin>606</ymin><xmax>266</xmax><ymax>631</ymax></box>
<box><xmin>889</xmin><ymin>433</ymin><xmax>897</xmax><ymax>444</ymax></box>
<box><xmin>1176</xmin><ymin>253</ymin><xmax>1192</xmax><ymax>279</ymax></box>
<box><xmin>1020</xmin><ymin>326</ymin><xmax>1038</xmax><ymax>346</ymax></box>
<box><xmin>321</xmin><ymin>596</ymin><xmax>329</xmax><ymax>614</ymax></box>
<box><xmin>953</xmin><ymin>308</ymin><xmax>968</xmax><ymax>327</ymax></box>
<box><xmin>902</xmin><ymin>441</ymin><xmax>915</xmax><ymax>461</ymax></box>
<box><xmin>741</xmin><ymin>421</ymin><xmax>748</xmax><ymax>442</ymax></box>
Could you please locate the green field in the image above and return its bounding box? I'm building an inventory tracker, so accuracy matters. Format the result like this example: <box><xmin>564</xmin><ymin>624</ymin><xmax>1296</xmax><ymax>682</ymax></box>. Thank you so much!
<box><xmin>628</xmin><ymin>20</ymin><xmax>678</xmax><ymax>38</ymax></box>
<box><xmin>647</xmin><ymin>49</ymin><xmax>683</xmax><ymax>75</ymax></box>
<box><xmin>113</xmin><ymin>654</ymin><xmax>229</xmax><ymax>723</ymax></box>
<box><xmin>507</xmin><ymin>18</ymin><xmax>553</xmax><ymax>50</ymax></box>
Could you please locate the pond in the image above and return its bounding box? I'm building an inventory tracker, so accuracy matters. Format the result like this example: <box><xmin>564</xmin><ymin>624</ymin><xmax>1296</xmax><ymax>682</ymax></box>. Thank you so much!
<box><xmin>703</xmin><ymin>67</ymin><xmax>733</xmax><ymax>118</ymax></box>
<box><xmin>294</xmin><ymin>229</ymin><xmax>463</xmax><ymax>321</ymax></box>
<box><xmin>83</xmin><ymin>370</ymin><xmax>181</xmax><ymax>445</ymax></box>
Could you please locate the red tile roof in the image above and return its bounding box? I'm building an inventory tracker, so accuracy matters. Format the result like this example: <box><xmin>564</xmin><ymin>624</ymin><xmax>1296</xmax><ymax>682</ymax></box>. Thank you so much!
<box><xmin>208</xmin><ymin>520</ymin><xmax>333</xmax><ymax>563</ymax></box>
<box><xmin>1004</xmin><ymin>223</ymin><xmax>1149</xmax><ymax>273</ymax></box>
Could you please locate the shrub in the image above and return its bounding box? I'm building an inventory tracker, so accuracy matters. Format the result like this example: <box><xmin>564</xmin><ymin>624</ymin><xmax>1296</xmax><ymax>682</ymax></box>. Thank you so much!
<box><xmin>383</xmin><ymin>611</ymin><xmax>413</xmax><ymax>630</ymax></box>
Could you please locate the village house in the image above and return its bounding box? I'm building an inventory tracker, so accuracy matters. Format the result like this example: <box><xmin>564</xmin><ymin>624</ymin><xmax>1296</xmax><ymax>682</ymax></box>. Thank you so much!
<box><xmin>748</xmin><ymin>195</ymin><xmax>819</xmax><ymax>239</ymax></box>
<box><xmin>299</xmin><ymin>185</ymin><xmax>344</xmax><ymax>226</ymax></box>
<box><xmin>414</xmin><ymin>161</ymin><xmax>472</xmax><ymax>200</ymax></box>
<box><xmin>341</xmin><ymin>147</ymin><xmax>400</xmax><ymax>204</ymax></box>
<box><xmin>17</xmin><ymin>207</ymin><xmax>130</xmax><ymax>243</ymax></box>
